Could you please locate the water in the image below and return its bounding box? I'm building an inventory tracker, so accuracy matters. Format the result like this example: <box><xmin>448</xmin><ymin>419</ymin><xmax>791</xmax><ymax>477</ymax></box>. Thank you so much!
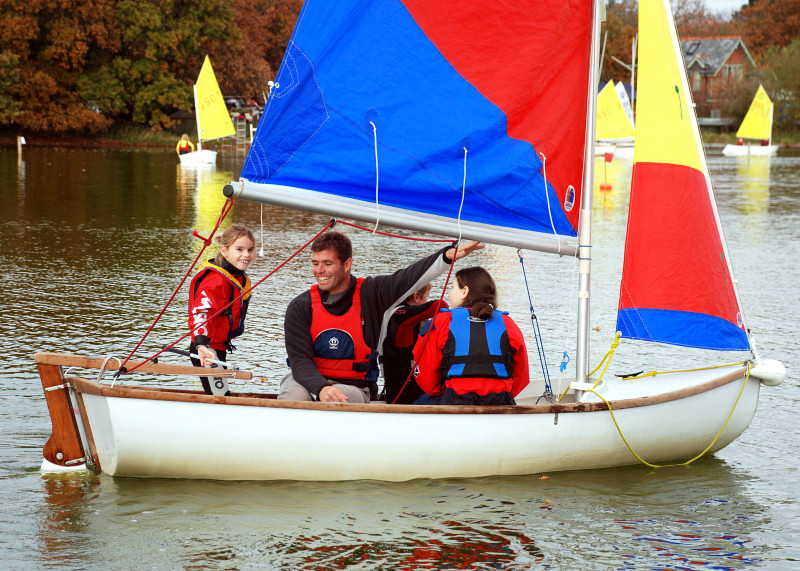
<box><xmin>1</xmin><ymin>144</ymin><xmax>798</xmax><ymax>569</ymax></box>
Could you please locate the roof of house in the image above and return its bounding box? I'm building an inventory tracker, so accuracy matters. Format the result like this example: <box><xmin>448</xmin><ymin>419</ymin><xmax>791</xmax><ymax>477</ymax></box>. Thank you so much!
<box><xmin>679</xmin><ymin>36</ymin><xmax>756</xmax><ymax>75</ymax></box>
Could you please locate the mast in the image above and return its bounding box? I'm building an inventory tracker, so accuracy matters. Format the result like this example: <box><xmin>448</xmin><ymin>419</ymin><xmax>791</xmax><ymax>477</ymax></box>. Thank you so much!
<box><xmin>193</xmin><ymin>84</ymin><xmax>203</xmax><ymax>152</ymax></box>
<box><xmin>575</xmin><ymin>0</ymin><xmax>603</xmax><ymax>391</ymax></box>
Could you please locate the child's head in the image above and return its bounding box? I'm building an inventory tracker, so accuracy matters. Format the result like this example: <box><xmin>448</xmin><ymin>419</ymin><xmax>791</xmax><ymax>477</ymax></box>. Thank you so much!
<box><xmin>181</xmin><ymin>133</ymin><xmax>189</xmax><ymax>141</ymax></box>
<box><xmin>449</xmin><ymin>266</ymin><xmax>497</xmax><ymax>319</ymax></box>
<box><xmin>214</xmin><ymin>224</ymin><xmax>256</xmax><ymax>271</ymax></box>
<box><xmin>403</xmin><ymin>283</ymin><xmax>432</xmax><ymax>306</ymax></box>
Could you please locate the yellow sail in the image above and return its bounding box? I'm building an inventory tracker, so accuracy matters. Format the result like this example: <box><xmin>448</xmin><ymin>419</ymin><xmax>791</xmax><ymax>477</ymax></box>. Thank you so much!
<box><xmin>596</xmin><ymin>81</ymin><xmax>635</xmax><ymax>140</ymax></box>
<box><xmin>194</xmin><ymin>56</ymin><xmax>235</xmax><ymax>142</ymax></box>
<box><xmin>736</xmin><ymin>84</ymin><xmax>773</xmax><ymax>141</ymax></box>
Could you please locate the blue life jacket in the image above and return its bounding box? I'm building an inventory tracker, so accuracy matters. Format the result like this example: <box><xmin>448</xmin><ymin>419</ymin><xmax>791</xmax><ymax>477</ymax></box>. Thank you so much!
<box><xmin>441</xmin><ymin>307</ymin><xmax>514</xmax><ymax>380</ymax></box>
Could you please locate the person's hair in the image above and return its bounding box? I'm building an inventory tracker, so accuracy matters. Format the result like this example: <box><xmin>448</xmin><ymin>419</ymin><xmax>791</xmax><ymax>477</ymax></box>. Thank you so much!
<box><xmin>214</xmin><ymin>224</ymin><xmax>255</xmax><ymax>266</ymax></box>
<box><xmin>403</xmin><ymin>282</ymin><xmax>432</xmax><ymax>304</ymax></box>
<box><xmin>312</xmin><ymin>231</ymin><xmax>352</xmax><ymax>263</ymax></box>
<box><xmin>454</xmin><ymin>266</ymin><xmax>497</xmax><ymax>319</ymax></box>
<box><xmin>181</xmin><ymin>133</ymin><xmax>189</xmax><ymax>140</ymax></box>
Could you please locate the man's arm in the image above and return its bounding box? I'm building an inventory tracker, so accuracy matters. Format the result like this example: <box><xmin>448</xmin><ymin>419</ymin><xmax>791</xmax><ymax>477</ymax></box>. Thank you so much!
<box><xmin>283</xmin><ymin>292</ymin><xmax>331</xmax><ymax>397</ymax></box>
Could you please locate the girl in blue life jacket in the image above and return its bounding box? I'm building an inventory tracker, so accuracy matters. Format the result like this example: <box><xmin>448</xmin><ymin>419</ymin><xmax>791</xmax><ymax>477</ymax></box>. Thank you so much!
<box><xmin>188</xmin><ymin>224</ymin><xmax>255</xmax><ymax>395</ymax></box>
<box><xmin>412</xmin><ymin>266</ymin><xmax>529</xmax><ymax>405</ymax></box>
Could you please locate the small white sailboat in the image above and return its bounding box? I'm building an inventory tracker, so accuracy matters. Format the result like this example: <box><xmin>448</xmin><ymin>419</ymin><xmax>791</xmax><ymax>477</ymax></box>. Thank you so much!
<box><xmin>179</xmin><ymin>56</ymin><xmax>236</xmax><ymax>166</ymax></box>
<box><xmin>722</xmin><ymin>84</ymin><xmax>779</xmax><ymax>157</ymax></box>
<box><xmin>37</xmin><ymin>0</ymin><xmax>784</xmax><ymax>482</ymax></box>
<box><xmin>595</xmin><ymin>80</ymin><xmax>635</xmax><ymax>159</ymax></box>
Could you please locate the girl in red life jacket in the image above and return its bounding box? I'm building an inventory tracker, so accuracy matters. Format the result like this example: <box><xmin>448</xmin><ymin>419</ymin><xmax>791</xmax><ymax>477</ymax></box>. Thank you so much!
<box><xmin>176</xmin><ymin>133</ymin><xmax>195</xmax><ymax>155</ymax></box>
<box><xmin>412</xmin><ymin>266</ymin><xmax>529</xmax><ymax>405</ymax></box>
<box><xmin>188</xmin><ymin>224</ymin><xmax>255</xmax><ymax>395</ymax></box>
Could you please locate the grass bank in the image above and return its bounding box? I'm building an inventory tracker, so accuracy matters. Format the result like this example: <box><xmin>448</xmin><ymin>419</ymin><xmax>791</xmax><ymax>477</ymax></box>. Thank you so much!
<box><xmin>0</xmin><ymin>122</ymin><xmax>185</xmax><ymax>148</ymax></box>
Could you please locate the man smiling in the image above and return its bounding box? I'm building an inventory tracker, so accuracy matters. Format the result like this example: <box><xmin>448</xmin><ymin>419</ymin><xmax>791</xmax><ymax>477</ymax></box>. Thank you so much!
<box><xmin>279</xmin><ymin>231</ymin><xmax>481</xmax><ymax>403</ymax></box>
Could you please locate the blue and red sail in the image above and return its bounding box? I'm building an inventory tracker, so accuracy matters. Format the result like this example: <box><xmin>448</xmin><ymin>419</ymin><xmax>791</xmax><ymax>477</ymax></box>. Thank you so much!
<box><xmin>241</xmin><ymin>0</ymin><xmax>592</xmax><ymax>248</ymax></box>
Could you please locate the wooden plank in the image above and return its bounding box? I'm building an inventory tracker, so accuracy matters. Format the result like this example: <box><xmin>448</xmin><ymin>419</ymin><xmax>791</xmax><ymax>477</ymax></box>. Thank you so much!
<box><xmin>38</xmin><ymin>363</ymin><xmax>86</xmax><ymax>467</ymax></box>
<box><xmin>34</xmin><ymin>352</ymin><xmax>252</xmax><ymax>380</ymax></box>
<box><xmin>72</xmin><ymin>389</ymin><xmax>101</xmax><ymax>473</ymax></box>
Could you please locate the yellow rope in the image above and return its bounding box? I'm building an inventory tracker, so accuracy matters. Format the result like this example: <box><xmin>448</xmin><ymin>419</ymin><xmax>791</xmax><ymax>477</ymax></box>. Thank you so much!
<box><xmin>585</xmin><ymin>362</ymin><xmax>752</xmax><ymax>468</ymax></box>
<box><xmin>621</xmin><ymin>361</ymin><xmax>748</xmax><ymax>380</ymax></box>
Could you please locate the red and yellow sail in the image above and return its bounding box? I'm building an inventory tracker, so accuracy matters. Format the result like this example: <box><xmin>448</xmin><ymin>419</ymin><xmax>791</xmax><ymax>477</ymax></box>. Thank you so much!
<box><xmin>616</xmin><ymin>0</ymin><xmax>749</xmax><ymax>351</ymax></box>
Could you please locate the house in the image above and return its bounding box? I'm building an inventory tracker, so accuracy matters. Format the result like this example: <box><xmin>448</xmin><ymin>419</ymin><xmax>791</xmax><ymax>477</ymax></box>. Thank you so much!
<box><xmin>680</xmin><ymin>36</ymin><xmax>757</xmax><ymax>121</ymax></box>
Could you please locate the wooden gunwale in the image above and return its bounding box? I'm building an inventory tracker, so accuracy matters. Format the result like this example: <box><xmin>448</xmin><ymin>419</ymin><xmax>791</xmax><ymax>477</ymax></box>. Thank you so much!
<box><xmin>34</xmin><ymin>352</ymin><xmax>252</xmax><ymax>380</ymax></box>
<box><xmin>68</xmin><ymin>365</ymin><xmax>748</xmax><ymax>415</ymax></box>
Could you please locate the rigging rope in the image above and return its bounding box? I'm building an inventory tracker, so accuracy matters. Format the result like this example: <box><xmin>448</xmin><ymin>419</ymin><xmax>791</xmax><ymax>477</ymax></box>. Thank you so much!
<box><xmin>370</xmin><ymin>121</ymin><xmax>380</xmax><ymax>233</ymax></box>
<box><xmin>122</xmin><ymin>219</ymin><xmax>336</xmax><ymax>376</ymax></box>
<box><xmin>516</xmin><ymin>249</ymin><xmax>554</xmax><ymax>403</ymax></box>
<box><xmin>586</xmin><ymin>362</ymin><xmax>752</xmax><ymax>468</ymax></box>
<box><xmin>539</xmin><ymin>152</ymin><xmax>562</xmax><ymax>256</ymax></box>
<box><xmin>119</xmin><ymin>196</ymin><xmax>235</xmax><ymax>372</ymax></box>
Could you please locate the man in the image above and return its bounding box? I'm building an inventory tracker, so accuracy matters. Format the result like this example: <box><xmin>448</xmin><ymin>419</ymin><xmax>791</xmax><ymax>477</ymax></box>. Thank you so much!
<box><xmin>279</xmin><ymin>231</ymin><xmax>482</xmax><ymax>403</ymax></box>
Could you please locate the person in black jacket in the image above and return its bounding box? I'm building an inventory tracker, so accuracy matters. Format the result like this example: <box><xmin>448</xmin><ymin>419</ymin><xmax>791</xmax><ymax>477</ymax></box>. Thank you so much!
<box><xmin>278</xmin><ymin>231</ymin><xmax>481</xmax><ymax>403</ymax></box>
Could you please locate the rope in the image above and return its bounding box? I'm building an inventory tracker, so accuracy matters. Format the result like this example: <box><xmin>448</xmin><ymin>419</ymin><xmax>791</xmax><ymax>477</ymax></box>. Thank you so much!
<box><xmin>390</xmin><ymin>149</ymin><xmax>469</xmax><ymax>404</ymax></box>
<box><xmin>516</xmin><ymin>249</ymin><xmax>553</xmax><ymax>403</ymax></box>
<box><xmin>122</xmin><ymin>220</ymin><xmax>336</xmax><ymax>376</ymax></box>
<box><xmin>119</xmin><ymin>196</ymin><xmax>235</xmax><ymax>371</ymax></box>
<box><xmin>335</xmin><ymin>220</ymin><xmax>452</xmax><ymax>242</ymax></box>
<box><xmin>457</xmin><ymin>146</ymin><xmax>467</xmax><ymax>243</ymax></box>
<box><xmin>586</xmin><ymin>362</ymin><xmax>752</xmax><ymax>468</ymax></box>
<box><xmin>370</xmin><ymin>121</ymin><xmax>380</xmax><ymax>233</ymax></box>
<box><xmin>539</xmin><ymin>152</ymin><xmax>561</xmax><ymax>256</ymax></box>
<box><xmin>389</xmin><ymin>246</ymin><xmax>459</xmax><ymax>404</ymax></box>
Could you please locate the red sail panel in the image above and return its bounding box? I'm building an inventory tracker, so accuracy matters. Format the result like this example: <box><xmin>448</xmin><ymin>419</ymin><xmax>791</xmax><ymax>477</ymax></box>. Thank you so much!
<box><xmin>402</xmin><ymin>0</ymin><xmax>592</xmax><ymax>231</ymax></box>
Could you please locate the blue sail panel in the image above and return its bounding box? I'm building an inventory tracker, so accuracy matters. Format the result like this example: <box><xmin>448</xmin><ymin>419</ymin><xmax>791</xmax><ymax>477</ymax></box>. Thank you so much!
<box><xmin>242</xmin><ymin>0</ymin><xmax>589</xmax><ymax>241</ymax></box>
<box><xmin>617</xmin><ymin>308</ymin><xmax>750</xmax><ymax>351</ymax></box>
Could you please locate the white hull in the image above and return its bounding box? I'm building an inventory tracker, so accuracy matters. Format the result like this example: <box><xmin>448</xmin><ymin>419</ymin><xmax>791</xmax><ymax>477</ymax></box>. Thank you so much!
<box><xmin>721</xmin><ymin>144</ymin><xmax>778</xmax><ymax>157</ymax></box>
<box><xmin>37</xmin><ymin>353</ymin><xmax>772</xmax><ymax>481</ymax></box>
<box><xmin>178</xmin><ymin>149</ymin><xmax>218</xmax><ymax>166</ymax></box>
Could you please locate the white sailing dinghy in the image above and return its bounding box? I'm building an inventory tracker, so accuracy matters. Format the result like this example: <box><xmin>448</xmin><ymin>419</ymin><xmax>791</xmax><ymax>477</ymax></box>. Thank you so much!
<box><xmin>37</xmin><ymin>0</ymin><xmax>784</xmax><ymax>482</ymax></box>
<box><xmin>722</xmin><ymin>84</ymin><xmax>779</xmax><ymax>157</ymax></box>
<box><xmin>179</xmin><ymin>55</ymin><xmax>236</xmax><ymax>166</ymax></box>
<box><xmin>595</xmin><ymin>80</ymin><xmax>636</xmax><ymax>159</ymax></box>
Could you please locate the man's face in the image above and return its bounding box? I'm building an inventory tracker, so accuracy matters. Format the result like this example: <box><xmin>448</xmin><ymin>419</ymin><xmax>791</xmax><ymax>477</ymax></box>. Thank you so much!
<box><xmin>312</xmin><ymin>248</ymin><xmax>352</xmax><ymax>295</ymax></box>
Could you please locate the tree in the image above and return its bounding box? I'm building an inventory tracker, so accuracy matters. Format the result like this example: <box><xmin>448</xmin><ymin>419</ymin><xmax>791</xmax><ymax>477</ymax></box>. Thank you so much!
<box><xmin>761</xmin><ymin>38</ymin><xmax>800</xmax><ymax>129</ymax></box>
<box><xmin>736</xmin><ymin>0</ymin><xmax>800</xmax><ymax>60</ymax></box>
<box><xmin>0</xmin><ymin>0</ymin><xmax>119</xmax><ymax>133</ymax></box>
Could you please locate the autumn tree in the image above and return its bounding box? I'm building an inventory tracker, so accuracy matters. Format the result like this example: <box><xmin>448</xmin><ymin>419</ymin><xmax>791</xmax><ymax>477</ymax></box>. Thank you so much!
<box><xmin>0</xmin><ymin>0</ymin><xmax>253</xmax><ymax>133</ymax></box>
<box><xmin>0</xmin><ymin>0</ymin><xmax>119</xmax><ymax>133</ymax></box>
<box><xmin>736</xmin><ymin>0</ymin><xmax>800</xmax><ymax>60</ymax></box>
<box><xmin>78</xmin><ymin>0</ymin><xmax>242</xmax><ymax>129</ymax></box>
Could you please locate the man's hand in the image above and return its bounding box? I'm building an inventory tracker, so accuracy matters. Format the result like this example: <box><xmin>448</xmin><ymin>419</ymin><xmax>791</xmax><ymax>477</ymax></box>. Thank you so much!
<box><xmin>319</xmin><ymin>385</ymin><xmax>349</xmax><ymax>403</ymax></box>
<box><xmin>446</xmin><ymin>240</ymin><xmax>484</xmax><ymax>262</ymax></box>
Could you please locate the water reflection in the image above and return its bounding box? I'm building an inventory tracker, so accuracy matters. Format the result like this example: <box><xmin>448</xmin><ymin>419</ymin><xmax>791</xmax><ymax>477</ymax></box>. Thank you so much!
<box><xmin>32</xmin><ymin>458</ymin><xmax>766</xmax><ymax>569</ymax></box>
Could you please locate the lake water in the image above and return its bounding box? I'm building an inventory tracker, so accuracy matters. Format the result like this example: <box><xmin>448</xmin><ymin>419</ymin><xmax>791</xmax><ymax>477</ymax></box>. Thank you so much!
<box><xmin>1</xmin><ymin>144</ymin><xmax>798</xmax><ymax>569</ymax></box>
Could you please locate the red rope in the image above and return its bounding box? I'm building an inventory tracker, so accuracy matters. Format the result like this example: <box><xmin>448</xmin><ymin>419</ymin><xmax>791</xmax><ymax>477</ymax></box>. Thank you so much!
<box><xmin>336</xmin><ymin>219</ymin><xmax>453</xmax><ymax>242</ymax></box>
<box><xmin>389</xmin><ymin>243</ymin><xmax>460</xmax><ymax>404</ymax></box>
<box><xmin>119</xmin><ymin>197</ymin><xmax>235</xmax><ymax>371</ymax></box>
<box><xmin>124</xmin><ymin>220</ymin><xmax>336</xmax><ymax>375</ymax></box>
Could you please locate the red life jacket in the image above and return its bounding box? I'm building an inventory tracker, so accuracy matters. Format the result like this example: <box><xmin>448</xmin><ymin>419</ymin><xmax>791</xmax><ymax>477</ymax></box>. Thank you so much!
<box><xmin>309</xmin><ymin>278</ymin><xmax>377</xmax><ymax>381</ymax></box>
<box><xmin>189</xmin><ymin>261</ymin><xmax>251</xmax><ymax>348</ymax></box>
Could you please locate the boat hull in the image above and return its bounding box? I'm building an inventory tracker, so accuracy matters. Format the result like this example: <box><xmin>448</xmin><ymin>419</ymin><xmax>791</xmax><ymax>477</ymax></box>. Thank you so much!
<box><xmin>39</xmin><ymin>354</ymin><xmax>761</xmax><ymax>481</ymax></box>
<box><xmin>178</xmin><ymin>149</ymin><xmax>218</xmax><ymax>166</ymax></box>
<box><xmin>721</xmin><ymin>144</ymin><xmax>778</xmax><ymax>157</ymax></box>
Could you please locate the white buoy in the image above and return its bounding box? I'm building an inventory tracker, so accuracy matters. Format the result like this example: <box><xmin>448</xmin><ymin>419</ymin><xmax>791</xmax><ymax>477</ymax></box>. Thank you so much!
<box><xmin>750</xmin><ymin>359</ymin><xmax>786</xmax><ymax>386</ymax></box>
